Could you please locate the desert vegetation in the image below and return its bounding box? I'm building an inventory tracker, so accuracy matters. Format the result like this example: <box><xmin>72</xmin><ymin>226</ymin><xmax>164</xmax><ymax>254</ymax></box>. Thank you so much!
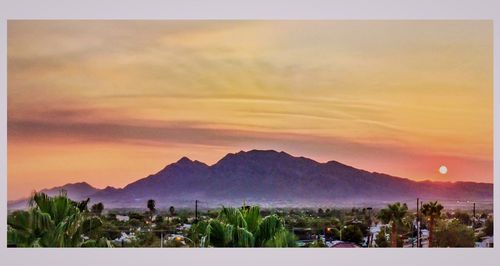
<box><xmin>7</xmin><ymin>192</ymin><xmax>493</xmax><ymax>248</ymax></box>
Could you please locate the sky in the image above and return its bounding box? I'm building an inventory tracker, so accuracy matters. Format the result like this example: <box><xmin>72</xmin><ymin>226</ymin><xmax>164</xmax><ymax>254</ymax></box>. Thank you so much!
<box><xmin>7</xmin><ymin>20</ymin><xmax>493</xmax><ymax>200</ymax></box>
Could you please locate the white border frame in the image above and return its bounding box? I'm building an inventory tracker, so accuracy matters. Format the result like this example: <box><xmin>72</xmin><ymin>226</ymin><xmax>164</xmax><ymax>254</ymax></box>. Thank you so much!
<box><xmin>0</xmin><ymin>1</ymin><xmax>498</xmax><ymax>265</ymax></box>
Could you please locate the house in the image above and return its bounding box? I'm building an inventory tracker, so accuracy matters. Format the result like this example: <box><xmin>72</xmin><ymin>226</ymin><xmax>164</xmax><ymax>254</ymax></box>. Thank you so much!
<box><xmin>116</xmin><ymin>215</ymin><xmax>130</xmax><ymax>222</ymax></box>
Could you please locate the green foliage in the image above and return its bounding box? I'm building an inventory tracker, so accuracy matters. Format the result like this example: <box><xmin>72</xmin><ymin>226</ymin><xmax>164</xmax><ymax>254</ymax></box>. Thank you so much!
<box><xmin>81</xmin><ymin>237</ymin><xmax>112</xmax><ymax>247</ymax></box>
<box><xmin>189</xmin><ymin>220</ymin><xmax>209</xmax><ymax>246</ymax></box>
<box><xmin>422</xmin><ymin>201</ymin><xmax>443</xmax><ymax>219</ymax></box>
<box><xmin>129</xmin><ymin>218</ymin><xmax>142</xmax><ymax>228</ymax></box>
<box><xmin>356</xmin><ymin>222</ymin><xmax>369</xmax><ymax>237</ymax></box>
<box><xmin>7</xmin><ymin>191</ymin><xmax>107</xmax><ymax>247</ymax></box>
<box><xmin>81</xmin><ymin>216</ymin><xmax>104</xmax><ymax>239</ymax></box>
<box><xmin>99</xmin><ymin>221</ymin><xmax>121</xmax><ymax>240</ymax></box>
<box><xmin>9</xmin><ymin>195</ymin><xmax>483</xmax><ymax>249</ymax></box>
<box><xmin>128</xmin><ymin>212</ymin><xmax>144</xmax><ymax>221</ymax></box>
<box><xmin>375</xmin><ymin>230</ymin><xmax>389</xmax><ymax>247</ymax></box>
<box><xmin>308</xmin><ymin>239</ymin><xmax>326</xmax><ymax>248</ymax></box>
<box><xmin>378</xmin><ymin>202</ymin><xmax>408</xmax><ymax>247</ymax></box>
<box><xmin>378</xmin><ymin>202</ymin><xmax>408</xmax><ymax>225</ymax></box>
<box><xmin>422</xmin><ymin>201</ymin><xmax>443</xmax><ymax>247</ymax></box>
<box><xmin>91</xmin><ymin>202</ymin><xmax>104</xmax><ymax>216</ymax></box>
<box><xmin>453</xmin><ymin>212</ymin><xmax>471</xmax><ymax>225</ymax></box>
<box><xmin>342</xmin><ymin>225</ymin><xmax>364</xmax><ymax>245</ymax></box>
<box><xmin>435</xmin><ymin>220</ymin><xmax>475</xmax><ymax>247</ymax></box>
<box><xmin>483</xmin><ymin>218</ymin><xmax>493</xmax><ymax>236</ymax></box>
<box><xmin>264</xmin><ymin>229</ymin><xmax>298</xmax><ymax>247</ymax></box>
<box><xmin>106</xmin><ymin>213</ymin><xmax>117</xmax><ymax>221</ymax></box>
<box><xmin>136</xmin><ymin>231</ymin><xmax>160</xmax><ymax>247</ymax></box>
<box><xmin>190</xmin><ymin>205</ymin><xmax>297</xmax><ymax>247</ymax></box>
<box><xmin>155</xmin><ymin>215</ymin><xmax>165</xmax><ymax>227</ymax></box>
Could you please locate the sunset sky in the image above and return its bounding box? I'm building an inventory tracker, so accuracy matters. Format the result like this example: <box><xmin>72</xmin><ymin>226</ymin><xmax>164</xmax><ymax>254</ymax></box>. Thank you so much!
<box><xmin>7</xmin><ymin>21</ymin><xmax>492</xmax><ymax>200</ymax></box>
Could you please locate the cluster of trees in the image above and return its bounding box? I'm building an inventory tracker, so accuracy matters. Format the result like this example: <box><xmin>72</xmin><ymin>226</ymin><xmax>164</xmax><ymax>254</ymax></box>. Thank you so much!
<box><xmin>375</xmin><ymin>201</ymin><xmax>482</xmax><ymax>248</ymax></box>
<box><xmin>7</xmin><ymin>192</ymin><xmax>490</xmax><ymax>248</ymax></box>
<box><xmin>189</xmin><ymin>206</ymin><xmax>297</xmax><ymax>247</ymax></box>
<box><xmin>7</xmin><ymin>192</ymin><xmax>110</xmax><ymax>247</ymax></box>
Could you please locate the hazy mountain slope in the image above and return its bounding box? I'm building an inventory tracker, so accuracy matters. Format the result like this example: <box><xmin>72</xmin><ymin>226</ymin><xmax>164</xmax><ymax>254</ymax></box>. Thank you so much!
<box><xmin>8</xmin><ymin>182</ymin><xmax>102</xmax><ymax>209</ymax></box>
<box><xmin>9</xmin><ymin>150</ymin><xmax>493</xmax><ymax>209</ymax></box>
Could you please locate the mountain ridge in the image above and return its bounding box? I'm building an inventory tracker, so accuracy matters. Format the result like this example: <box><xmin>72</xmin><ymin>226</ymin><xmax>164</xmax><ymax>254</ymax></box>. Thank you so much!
<box><xmin>8</xmin><ymin>149</ymin><xmax>493</xmax><ymax>209</ymax></box>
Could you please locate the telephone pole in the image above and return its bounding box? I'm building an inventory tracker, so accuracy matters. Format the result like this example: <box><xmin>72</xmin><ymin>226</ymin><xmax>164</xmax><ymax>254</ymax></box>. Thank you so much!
<box><xmin>416</xmin><ymin>198</ymin><xmax>420</xmax><ymax>248</ymax></box>
<box><xmin>473</xmin><ymin>202</ymin><xmax>476</xmax><ymax>228</ymax></box>
<box><xmin>367</xmin><ymin>207</ymin><xmax>373</xmax><ymax>247</ymax></box>
<box><xmin>195</xmin><ymin>200</ymin><xmax>198</xmax><ymax>223</ymax></box>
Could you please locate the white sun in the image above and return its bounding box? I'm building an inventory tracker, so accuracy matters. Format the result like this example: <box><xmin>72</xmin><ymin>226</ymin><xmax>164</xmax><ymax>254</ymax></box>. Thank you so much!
<box><xmin>439</xmin><ymin>165</ymin><xmax>448</xmax><ymax>175</ymax></box>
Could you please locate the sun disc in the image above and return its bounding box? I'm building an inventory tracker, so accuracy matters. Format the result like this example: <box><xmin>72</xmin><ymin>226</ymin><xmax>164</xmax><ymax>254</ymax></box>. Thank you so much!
<box><xmin>439</xmin><ymin>165</ymin><xmax>448</xmax><ymax>175</ymax></box>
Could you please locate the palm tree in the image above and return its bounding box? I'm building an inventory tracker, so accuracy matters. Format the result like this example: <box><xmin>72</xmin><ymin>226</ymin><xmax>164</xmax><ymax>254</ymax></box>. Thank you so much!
<box><xmin>7</xmin><ymin>191</ymin><xmax>109</xmax><ymax>247</ymax></box>
<box><xmin>146</xmin><ymin>199</ymin><xmax>156</xmax><ymax>223</ymax></box>
<box><xmin>190</xmin><ymin>205</ymin><xmax>296</xmax><ymax>247</ymax></box>
<box><xmin>147</xmin><ymin>199</ymin><xmax>156</xmax><ymax>214</ymax></box>
<box><xmin>378</xmin><ymin>202</ymin><xmax>408</xmax><ymax>247</ymax></box>
<box><xmin>421</xmin><ymin>201</ymin><xmax>443</xmax><ymax>247</ymax></box>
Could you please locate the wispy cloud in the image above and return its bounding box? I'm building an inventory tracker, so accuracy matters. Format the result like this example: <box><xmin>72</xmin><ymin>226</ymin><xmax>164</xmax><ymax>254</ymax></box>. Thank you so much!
<box><xmin>7</xmin><ymin>21</ymin><xmax>493</xmax><ymax>199</ymax></box>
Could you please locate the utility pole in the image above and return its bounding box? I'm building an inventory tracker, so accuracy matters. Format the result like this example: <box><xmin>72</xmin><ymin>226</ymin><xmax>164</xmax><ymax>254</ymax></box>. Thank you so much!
<box><xmin>473</xmin><ymin>202</ymin><xmax>476</xmax><ymax>228</ymax></box>
<box><xmin>195</xmin><ymin>200</ymin><xmax>198</xmax><ymax>223</ymax></box>
<box><xmin>416</xmin><ymin>198</ymin><xmax>420</xmax><ymax>248</ymax></box>
<box><xmin>367</xmin><ymin>207</ymin><xmax>373</xmax><ymax>247</ymax></box>
<box><xmin>419</xmin><ymin>199</ymin><xmax>423</xmax><ymax>247</ymax></box>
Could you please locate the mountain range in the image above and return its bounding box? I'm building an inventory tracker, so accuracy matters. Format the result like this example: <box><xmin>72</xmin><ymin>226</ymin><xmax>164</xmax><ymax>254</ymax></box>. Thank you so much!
<box><xmin>8</xmin><ymin>150</ymin><xmax>493</xmax><ymax>209</ymax></box>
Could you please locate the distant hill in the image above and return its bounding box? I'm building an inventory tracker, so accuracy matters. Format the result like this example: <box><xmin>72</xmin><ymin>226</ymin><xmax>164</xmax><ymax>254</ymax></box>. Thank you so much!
<box><xmin>40</xmin><ymin>182</ymin><xmax>101</xmax><ymax>199</ymax></box>
<box><xmin>8</xmin><ymin>150</ymin><xmax>493</xmax><ymax>209</ymax></box>
<box><xmin>8</xmin><ymin>182</ymin><xmax>103</xmax><ymax>209</ymax></box>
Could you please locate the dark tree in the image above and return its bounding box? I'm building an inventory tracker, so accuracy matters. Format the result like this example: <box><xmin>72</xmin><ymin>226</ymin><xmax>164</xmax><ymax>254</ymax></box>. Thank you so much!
<box><xmin>91</xmin><ymin>202</ymin><xmax>104</xmax><ymax>216</ymax></box>
<box><xmin>129</xmin><ymin>212</ymin><xmax>144</xmax><ymax>220</ymax></box>
<box><xmin>129</xmin><ymin>218</ymin><xmax>142</xmax><ymax>228</ymax></box>
<box><xmin>375</xmin><ymin>231</ymin><xmax>389</xmax><ymax>247</ymax></box>
<box><xmin>435</xmin><ymin>220</ymin><xmax>475</xmax><ymax>247</ymax></box>
<box><xmin>73</xmin><ymin>198</ymin><xmax>90</xmax><ymax>212</ymax></box>
<box><xmin>147</xmin><ymin>199</ymin><xmax>156</xmax><ymax>214</ymax></box>
<box><xmin>484</xmin><ymin>218</ymin><xmax>493</xmax><ymax>236</ymax></box>
<box><xmin>106</xmin><ymin>213</ymin><xmax>117</xmax><ymax>221</ymax></box>
<box><xmin>378</xmin><ymin>202</ymin><xmax>408</xmax><ymax>247</ymax></box>
<box><xmin>155</xmin><ymin>215</ymin><xmax>165</xmax><ymax>228</ymax></box>
<box><xmin>169</xmin><ymin>206</ymin><xmax>176</xmax><ymax>217</ymax></box>
<box><xmin>422</xmin><ymin>201</ymin><xmax>443</xmax><ymax>247</ymax></box>
<box><xmin>453</xmin><ymin>212</ymin><xmax>471</xmax><ymax>225</ymax></box>
<box><xmin>342</xmin><ymin>225</ymin><xmax>364</xmax><ymax>245</ymax></box>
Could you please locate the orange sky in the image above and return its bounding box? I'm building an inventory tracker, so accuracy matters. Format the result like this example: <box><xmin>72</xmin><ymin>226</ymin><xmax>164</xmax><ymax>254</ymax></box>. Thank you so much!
<box><xmin>7</xmin><ymin>20</ymin><xmax>493</xmax><ymax>200</ymax></box>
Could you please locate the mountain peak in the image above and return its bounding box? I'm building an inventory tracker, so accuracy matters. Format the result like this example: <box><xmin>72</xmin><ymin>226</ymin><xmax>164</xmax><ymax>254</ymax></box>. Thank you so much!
<box><xmin>217</xmin><ymin>149</ymin><xmax>290</xmax><ymax>163</ymax></box>
<box><xmin>11</xmin><ymin>150</ymin><xmax>493</xmax><ymax>210</ymax></box>
<box><xmin>36</xmin><ymin>181</ymin><xmax>99</xmax><ymax>202</ymax></box>
<box><xmin>71</xmin><ymin>181</ymin><xmax>93</xmax><ymax>187</ymax></box>
<box><xmin>176</xmin><ymin>156</ymin><xmax>193</xmax><ymax>164</ymax></box>
<box><xmin>155</xmin><ymin>156</ymin><xmax>209</xmax><ymax>175</ymax></box>
<box><xmin>42</xmin><ymin>181</ymin><xmax>95</xmax><ymax>191</ymax></box>
<box><xmin>245</xmin><ymin>149</ymin><xmax>286</xmax><ymax>155</ymax></box>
